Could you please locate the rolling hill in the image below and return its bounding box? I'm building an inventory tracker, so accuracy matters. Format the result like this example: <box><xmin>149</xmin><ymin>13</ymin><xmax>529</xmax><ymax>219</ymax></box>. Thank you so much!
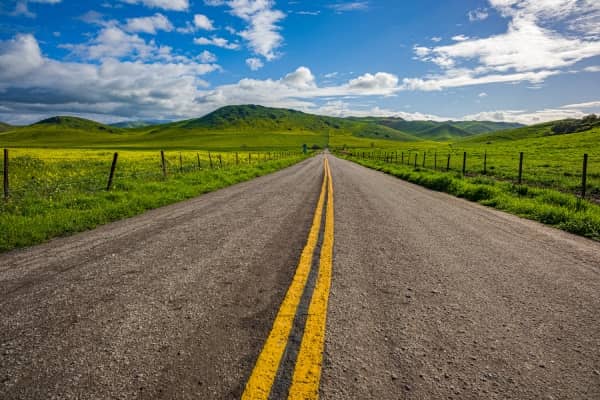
<box><xmin>0</xmin><ymin>105</ymin><xmax>544</xmax><ymax>150</ymax></box>
<box><xmin>348</xmin><ymin>117</ymin><xmax>522</xmax><ymax>140</ymax></box>
<box><xmin>461</xmin><ymin>116</ymin><xmax>599</xmax><ymax>144</ymax></box>
<box><xmin>0</xmin><ymin>122</ymin><xmax>14</xmax><ymax>132</ymax></box>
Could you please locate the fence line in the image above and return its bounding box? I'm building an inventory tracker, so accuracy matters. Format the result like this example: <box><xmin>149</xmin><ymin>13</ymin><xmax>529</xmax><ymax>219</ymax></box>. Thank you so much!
<box><xmin>343</xmin><ymin>149</ymin><xmax>593</xmax><ymax>200</ymax></box>
<box><xmin>1</xmin><ymin>149</ymin><xmax>303</xmax><ymax>202</ymax></box>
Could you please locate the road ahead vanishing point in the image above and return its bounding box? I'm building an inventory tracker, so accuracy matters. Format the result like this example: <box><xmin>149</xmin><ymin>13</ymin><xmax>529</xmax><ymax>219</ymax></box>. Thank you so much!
<box><xmin>1</xmin><ymin>154</ymin><xmax>600</xmax><ymax>399</ymax></box>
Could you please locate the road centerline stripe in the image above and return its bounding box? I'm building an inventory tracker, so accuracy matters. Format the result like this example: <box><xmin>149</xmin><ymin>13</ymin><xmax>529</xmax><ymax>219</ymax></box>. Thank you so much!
<box><xmin>287</xmin><ymin>158</ymin><xmax>335</xmax><ymax>400</ymax></box>
<box><xmin>242</xmin><ymin>159</ymin><xmax>329</xmax><ymax>400</ymax></box>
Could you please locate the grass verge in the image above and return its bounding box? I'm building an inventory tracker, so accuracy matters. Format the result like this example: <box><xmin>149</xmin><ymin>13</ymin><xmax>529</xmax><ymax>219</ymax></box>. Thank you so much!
<box><xmin>0</xmin><ymin>155</ymin><xmax>309</xmax><ymax>252</ymax></box>
<box><xmin>340</xmin><ymin>154</ymin><xmax>600</xmax><ymax>241</ymax></box>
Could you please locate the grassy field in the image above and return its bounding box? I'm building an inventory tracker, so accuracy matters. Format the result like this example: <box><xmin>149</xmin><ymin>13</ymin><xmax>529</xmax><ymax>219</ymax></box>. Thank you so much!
<box><xmin>0</xmin><ymin>148</ymin><xmax>309</xmax><ymax>252</ymax></box>
<box><xmin>331</xmin><ymin>126</ymin><xmax>600</xmax><ymax>198</ymax></box>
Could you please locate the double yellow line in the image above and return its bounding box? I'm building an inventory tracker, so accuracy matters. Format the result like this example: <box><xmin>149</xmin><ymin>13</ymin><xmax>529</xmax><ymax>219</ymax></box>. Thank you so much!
<box><xmin>242</xmin><ymin>158</ymin><xmax>334</xmax><ymax>400</ymax></box>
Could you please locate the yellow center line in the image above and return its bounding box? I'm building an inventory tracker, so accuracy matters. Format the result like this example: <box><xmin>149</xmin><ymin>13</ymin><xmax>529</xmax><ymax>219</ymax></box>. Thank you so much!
<box><xmin>242</xmin><ymin>159</ymin><xmax>329</xmax><ymax>400</ymax></box>
<box><xmin>288</xmin><ymin>158</ymin><xmax>335</xmax><ymax>400</ymax></box>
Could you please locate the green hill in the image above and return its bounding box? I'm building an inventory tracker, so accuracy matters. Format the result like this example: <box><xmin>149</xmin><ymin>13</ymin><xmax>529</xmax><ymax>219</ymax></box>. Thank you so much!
<box><xmin>462</xmin><ymin>116</ymin><xmax>599</xmax><ymax>144</ymax></box>
<box><xmin>0</xmin><ymin>116</ymin><xmax>131</xmax><ymax>148</ymax></box>
<box><xmin>110</xmin><ymin>120</ymin><xmax>169</xmax><ymax>129</ymax></box>
<box><xmin>451</xmin><ymin>121</ymin><xmax>522</xmax><ymax>134</ymax></box>
<box><xmin>33</xmin><ymin>116</ymin><xmax>123</xmax><ymax>133</ymax></box>
<box><xmin>0</xmin><ymin>122</ymin><xmax>13</xmax><ymax>132</ymax></box>
<box><xmin>140</xmin><ymin>105</ymin><xmax>420</xmax><ymax>149</ymax></box>
<box><xmin>348</xmin><ymin>117</ymin><xmax>523</xmax><ymax>140</ymax></box>
<box><xmin>0</xmin><ymin>105</ymin><xmax>543</xmax><ymax>150</ymax></box>
<box><xmin>417</xmin><ymin>123</ymin><xmax>472</xmax><ymax>141</ymax></box>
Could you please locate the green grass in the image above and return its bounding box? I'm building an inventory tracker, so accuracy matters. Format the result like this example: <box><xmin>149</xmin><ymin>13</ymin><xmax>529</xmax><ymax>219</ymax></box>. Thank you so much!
<box><xmin>332</xmin><ymin>126</ymin><xmax>600</xmax><ymax>198</ymax></box>
<box><xmin>0</xmin><ymin>148</ymin><xmax>309</xmax><ymax>252</ymax></box>
<box><xmin>339</xmin><ymin>155</ymin><xmax>600</xmax><ymax>241</ymax></box>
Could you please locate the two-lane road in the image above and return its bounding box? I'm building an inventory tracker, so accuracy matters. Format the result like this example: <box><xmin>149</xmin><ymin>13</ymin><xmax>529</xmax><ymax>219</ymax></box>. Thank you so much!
<box><xmin>1</xmin><ymin>154</ymin><xmax>599</xmax><ymax>399</ymax></box>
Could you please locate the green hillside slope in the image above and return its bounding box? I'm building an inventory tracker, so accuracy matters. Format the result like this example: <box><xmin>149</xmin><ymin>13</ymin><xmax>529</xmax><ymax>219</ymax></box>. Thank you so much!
<box><xmin>0</xmin><ymin>122</ymin><xmax>12</xmax><ymax>132</ymax></box>
<box><xmin>462</xmin><ymin>115</ymin><xmax>599</xmax><ymax>143</ymax></box>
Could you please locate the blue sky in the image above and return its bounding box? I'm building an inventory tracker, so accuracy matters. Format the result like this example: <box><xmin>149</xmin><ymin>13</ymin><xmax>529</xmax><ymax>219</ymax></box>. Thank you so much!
<box><xmin>0</xmin><ymin>0</ymin><xmax>599</xmax><ymax>124</ymax></box>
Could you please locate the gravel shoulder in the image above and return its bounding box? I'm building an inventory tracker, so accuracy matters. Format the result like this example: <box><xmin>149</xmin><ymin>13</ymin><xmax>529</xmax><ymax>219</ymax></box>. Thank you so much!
<box><xmin>321</xmin><ymin>155</ymin><xmax>600</xmax><ymax>400</ymax></box>
<box><xmin>0</xmin><ymin>155</ymin><xmax>323</xmax><ymax>400</ymax></box>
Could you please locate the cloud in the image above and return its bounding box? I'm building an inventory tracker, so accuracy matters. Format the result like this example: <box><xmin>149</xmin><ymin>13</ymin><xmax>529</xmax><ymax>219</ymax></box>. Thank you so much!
<box><xmin>194</xmin><ymin>36</ymin><xmax>240</xmax><ymax>49</ymax></box>
<box><xmin>198</xmin><ymin>50</ymin><xmax>217</xmax><ymax>63</ymax></box>
<box><xmin>431</xmin><ymin>36</ymin><xmax>442</xmax><ymax>42</ymax></box>
<box><xmin>246</xmin><ymin>57</ymin><xmax>264</xmax><ymax>70</ymax></box>
<box><xmin>401</xmin><ymin>69</ymin><xmax>560</xmax><ymax>91</ymax></box>
<box><xmin>125</xmin><ymin>13</ymin><xmax>173</xmax><ymax>34</ymax></box>
<box><xmin>2</xmin><ymin>36</ymin><xmax>596</xmax><ymax>126</ymax></box>
<box><xmin>10</xmin><ymin>0</ymin><xmax>62</xmax><ymax>18</ymax></box>
<box><xmin>410</xmin><ymin>1</ymin><xmax>600</xmax><ymax>90</ymax></box>
<box><xmin>228</xmin><ymin>0</ymin><xmax>286</xmax><ymax>61</ymax></box>
<box><xmin>451</xmin><ymin>34</ymin><xmax>469</xmax><ymax>41</ymax></box>
<box><xmin>584</xmin><ymin>65</ymin><xmax>600</xmax><ymax>72</ymax></box>
<box><xmin>462</xmin><ymin>107</ymin><xmax>594</xmax><ymax>124</ymax></box>
<box><xmin>478</xmin><ymin>92</ymin><xmax>488</xmax><ymax>97</ymax></box>
<box><xmin>296</xmin><ymin>10</ymin><xmax>320</xmax><ymax>16</ymax></box>
<box><xmin>78</xmin><ymin>10</ymin><xmax>107</xmax><ymax>25</ymax></box>
<box><xmin>119</xmin><ymin>0</ymin><xmax>189</xmax><ymax>11</ymax></box>
<box><xmin>347</xmin><ymin>72</ymin><xmax>398</xmax><ymax>91</ymax></box>
<box><xmin>0</xmin><ymin>34</ymin><xmax>219</xmax><ymax>123</ymax></box>
<box><xmin>311</xmin><ymin>100</ymin><xmax>450</xmax><ymax>121</ymax></box>
<box><xmin>468</xmin><ymin>8</ymin><xmax>489</xmax><ymax>21</ymax></box>
<box><xmin>560</xmin><ymin>100</ymin><xmax>600</xmax><ymax>109</ymax></box>
<box><xmin>328</xmin><ymin>2</ymin><xmax>369</xmax><ymax>13</ymax></box>
<box><xmin>62</xmin><ymin>26</ymin><xmax>157</xmax><ymax>60</ymax></box>
<box><xmin>194</xmin><ymin>14</ymin><xmax>215</xmax><ymax>30</ymax></box>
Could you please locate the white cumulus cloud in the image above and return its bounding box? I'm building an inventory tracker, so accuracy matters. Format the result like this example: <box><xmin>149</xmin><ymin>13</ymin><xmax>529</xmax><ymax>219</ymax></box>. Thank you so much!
<box><xmin>125</xmin><ymin>13</ymin><xmax>173</xmax><ymax>34</ymax></box>
<box><xmin>194</xmin><ymin>14</ymin><xmax>215</xmax><ymax>30</ymax></box>
<box><xmin>120</xmin><ymin>0</ymin><xmax>189</xmax><ymax>11</ymax></box>
<box><xmin>194</xmin><ymin>36</ymin><xmax>240</xmax><ymax>49</ymax></box>
<box><xmin>246</xmin><ymin>57</ymin><xmax>264</xmax><ymax>70</ymax></box>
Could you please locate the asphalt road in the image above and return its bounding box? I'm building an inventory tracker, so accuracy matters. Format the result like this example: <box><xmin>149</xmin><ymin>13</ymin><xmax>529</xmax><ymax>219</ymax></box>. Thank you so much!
<box><xmin>1</xmin><ymin>154</ymin><xmax>600</xmax><ymax>399</ymax></box>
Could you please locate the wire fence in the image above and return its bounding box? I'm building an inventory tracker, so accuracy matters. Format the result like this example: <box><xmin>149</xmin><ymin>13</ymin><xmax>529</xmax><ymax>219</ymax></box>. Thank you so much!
<box><xmin>1</xmin><ymin>148</ymin><xmax>303</xmax><ymax>203</ymax></box>
<box><xmin>340</xmin><ymin>149</ymin><xmax>597</xmax><ymax>202</ymax></box>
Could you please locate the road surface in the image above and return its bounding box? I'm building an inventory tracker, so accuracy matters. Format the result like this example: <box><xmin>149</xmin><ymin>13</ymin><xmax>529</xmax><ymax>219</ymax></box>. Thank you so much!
<box><xmin>1</xmin><ymin>154</ymin><xmax>599</xmax><ymax>399</ymax></box>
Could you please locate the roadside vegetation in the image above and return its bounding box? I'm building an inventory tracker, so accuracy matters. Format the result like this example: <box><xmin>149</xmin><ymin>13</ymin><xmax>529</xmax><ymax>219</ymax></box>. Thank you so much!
<box><xmin>335</xmin><ymin>119</ymin><xmax>600</xmax><ymax>240</ymax></box>
<box><xmin>0</xmin><ymin>149</ymin><xmax>308</xmax><ymax>252</ymax></box>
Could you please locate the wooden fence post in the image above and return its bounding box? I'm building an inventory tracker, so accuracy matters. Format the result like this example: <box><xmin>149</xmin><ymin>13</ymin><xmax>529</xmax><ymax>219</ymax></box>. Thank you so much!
<box><xmin>161</xmin><ymin>150</ymin><xmax>167</xmax><ymax>178</ymax></box>
<box><xmin>414</xmin><ymin>153</ymin><xmax>417</xmax><ymax>168</ymax></box>
<box><xmin>447</xmin><ymin>154</ymin><xmax>451</xmax><ymax>172</ymax></box>
<box><xmin>401</xmin><ymin>152</ymin><xmax>404</xmax><ymax>164</ymax></box>
<box><xmin>179</xmin><ymin>152</ymin><xmax>183</xmax><ymax>172</ymax></box>
<box><xmin>3</xmin><ymin>149</ymin><xmax>8</xmax><ymax>200</ymax></box>
<box><xmin>462</xmin><ymin>152</ymin><xmax>467</xmax><ymax>176</ymax></box>
<box><xmin>483</xmin><ymin>151</ymin><xmax>487</xmax><ymax>174</ymax></box>
<box><xmin>581</xmin><ymin>154</ymin><xmax>588</xmax><ymax>199</ymax></box>
<box><xmin>434</xmin><ymin>152</ymin><xmax>437</xmax><ymax>170</ymax></box>
<box><xmin>518</xmin><ymin>152</ymin><xmax>524</xmax><ymax>185</ymax></box>
<box><xmin>422</xmin><ymin>152</ymin><xmax>426</xmax><ymax>167</ymax></box>
<box><xmin>218</xmin><ymin>154</ymin><xmax>223</xmax><ymax>168</ymax></box>
<box><xmin>209</xmin><ymin>152</ymin><xmax>213</xmax><ymax>169</ymax></box>
<box><xmin>106</xmin><ymin>152</ymin><xmax>118</xmax><ymax>191</ymax></box>
<box><xmin>197</xmin><ymin>153</ymin><xmax>201</xmax><ymax>169</ymax></box>
<box><xmin>248</xmin><ymin>153</ymin><xmax>251</xmax><ymax>164</ymax></box>
<box><xmin>236</xmin><ymin>152</ymin><xmax>239</xmax><ymax>165</ymax></box>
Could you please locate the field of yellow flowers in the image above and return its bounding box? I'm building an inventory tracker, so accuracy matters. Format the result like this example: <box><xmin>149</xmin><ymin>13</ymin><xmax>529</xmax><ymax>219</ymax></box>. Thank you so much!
<box><xmin>0</xmin><ymin>148</ymin><xmax>307</xmax><ymax>252</ymax></box>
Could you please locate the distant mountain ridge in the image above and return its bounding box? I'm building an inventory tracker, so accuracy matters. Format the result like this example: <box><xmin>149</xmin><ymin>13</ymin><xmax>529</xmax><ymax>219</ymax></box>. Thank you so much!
<box><xmin>2</xmin><ymin>105</ymin><xmax>592</xmax><ymax>150</ymax></box>
<box><xmin>110</xmin><ymin>120</ymin><xmax>171</xmax><ymax>128</ymax></box>
<box><xmin>349</xmin><ymin>116</ymin><xmax>523</xmax><ymax>140</ymax></box>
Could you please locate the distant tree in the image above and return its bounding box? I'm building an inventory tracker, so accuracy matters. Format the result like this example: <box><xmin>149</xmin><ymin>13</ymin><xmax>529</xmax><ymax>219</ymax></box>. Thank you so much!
<box><xmin>551</xmin><ymin>115</ymin><xmax>599</xmax><ymax>135</ymax></box>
